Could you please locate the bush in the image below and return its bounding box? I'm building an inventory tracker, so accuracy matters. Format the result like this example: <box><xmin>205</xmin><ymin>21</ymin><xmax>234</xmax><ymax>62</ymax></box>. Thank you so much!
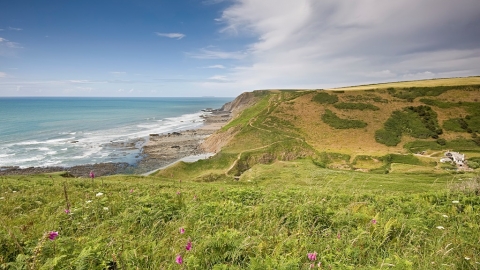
<box><xmin>375</xmin><ymin>106</ymin><xmax>442</xmax><ymax>146</ymax></box>
<box><xmin>312</xmin><ymin>92</ymin><xmax>339</xmax><ymax>104</ymax></box>
<box><xmin>333</xmin><ymin>102</ymin><xmax>380</xmax><ymax>111</ymax></box>
<box><xmin>322</xmin><ymin>109</ymin><xmax>367</xmax><ymax>129</ymax></box>
<box><xmin>436</xmin><ymin>138</ymin><xmax>447</xmax><ymax>145</ymax></box>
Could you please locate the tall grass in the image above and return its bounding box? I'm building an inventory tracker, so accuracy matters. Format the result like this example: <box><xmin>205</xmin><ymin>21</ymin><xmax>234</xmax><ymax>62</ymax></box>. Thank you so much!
<box><xmin>1</xmin><ymin>168</ymin><xmax>479</xmax><ymax>269</ymax></box>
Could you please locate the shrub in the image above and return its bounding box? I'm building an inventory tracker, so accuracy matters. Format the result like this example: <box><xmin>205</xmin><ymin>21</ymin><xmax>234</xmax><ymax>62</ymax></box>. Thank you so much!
<box><xmin>375</xmin><ymin>106</ymin><xmax>442</xmax><ymax>146</ymax></box>
<box><xmin>322</xmin><ymin>109</ymin><xmax>367</xmax><ymax>129</ymax></box>
<box><xmin>312</xmin><ymin>92</ymin><xmax>339</xmax><ymax>104</ymax></box>
<box><xmin>333</xmin><ymin>102</ymin><xmax>380</xmax><ymax>111</ymax></box>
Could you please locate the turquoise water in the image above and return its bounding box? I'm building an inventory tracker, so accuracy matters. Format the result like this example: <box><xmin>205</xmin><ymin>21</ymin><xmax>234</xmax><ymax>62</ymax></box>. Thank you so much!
<box><xmin>0</xmin><ymin>97</ymin><xmax>232</xmax><ymax>168</ymax></box>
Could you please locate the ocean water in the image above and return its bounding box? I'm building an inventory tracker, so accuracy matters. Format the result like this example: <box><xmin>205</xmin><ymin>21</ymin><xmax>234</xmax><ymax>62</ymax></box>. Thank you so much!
<box><xmin>0</xmin><ymin>97</ymin><xmax>232</xmax><ymax>168</ymax></box>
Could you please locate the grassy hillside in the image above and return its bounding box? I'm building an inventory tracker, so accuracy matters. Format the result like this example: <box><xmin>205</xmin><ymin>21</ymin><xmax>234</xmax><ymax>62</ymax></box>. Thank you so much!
<box><xmin>2</xmin><ymin>77</ymin><xmax>480</xmax><ymax>269</ymax></box>
<box><xmin>1</xmin><ymin>167</ymin><xmax>479</xmax><ymax>269</ymax></box>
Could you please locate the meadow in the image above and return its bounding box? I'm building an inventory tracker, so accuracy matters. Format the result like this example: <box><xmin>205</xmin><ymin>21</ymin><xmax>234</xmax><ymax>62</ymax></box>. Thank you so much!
<box><xmin>1</xmin><ymin>165</ymin><xmax>479</xmax><ymax>269</ymax></box>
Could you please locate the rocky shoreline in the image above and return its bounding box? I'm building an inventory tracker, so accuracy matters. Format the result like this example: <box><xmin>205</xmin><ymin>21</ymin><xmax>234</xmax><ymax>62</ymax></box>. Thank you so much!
<box><xmin>0</xmin><ymin>110</ymin><xmax>232</xmax><ymax>177</ymax></box>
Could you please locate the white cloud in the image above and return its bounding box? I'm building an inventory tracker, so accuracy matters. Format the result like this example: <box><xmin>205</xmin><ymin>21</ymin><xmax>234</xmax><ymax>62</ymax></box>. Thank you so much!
<box><xmin>203</xmin><ymin>0</ymin><xmax>225</xmax><ymax>4</ymax></box>
<box><xmin>0</xmin><ymin>72</ymin><xmax>7</xmax><ymax>78</ymax></box>
<box><xmin>188</xmin><ymin>48</ymin><xmax>246</xmax><ymax>59</ymax></box>
<box><xmin>205</xmin><ymin>65</ymin><xmax>226</xmax><ymax>69</ymax></box>
<box><xmin>110</xmin><ymin>71</ymin><xmax>126</xmax><ymax>76</ymax></box>
<box><xmin>8</xmin><ymin>27</ymin><xmax>23</xmax><ymax>31</ymax></box>
<box><xmin>155</xmin><ymin>32</ymin><xmax>185</xmax><ymax>39</ymax></box>
<box><xmin>209</xmin><ymin>0</ymin><xmax>480</xmax><ymax>90</ymax></box>
<box><xmin>209</xmin><ymin>75</ymin><xmax>229</xmax><ymax>81</ymax></box>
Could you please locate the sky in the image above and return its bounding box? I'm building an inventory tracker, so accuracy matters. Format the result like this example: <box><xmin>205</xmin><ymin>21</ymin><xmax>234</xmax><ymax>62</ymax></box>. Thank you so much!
<box><xmin>1</xmin><ymin>0</ymin><xmax>480</xmax><ymax>97</ymax></box>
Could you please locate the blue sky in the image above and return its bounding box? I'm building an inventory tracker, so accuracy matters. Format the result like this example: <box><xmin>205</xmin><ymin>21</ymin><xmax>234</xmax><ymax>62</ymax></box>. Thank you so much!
<box><xmin>1</xmin><ymin>0</ymin><xmax>479</xmax><ymax>97</ymax></box>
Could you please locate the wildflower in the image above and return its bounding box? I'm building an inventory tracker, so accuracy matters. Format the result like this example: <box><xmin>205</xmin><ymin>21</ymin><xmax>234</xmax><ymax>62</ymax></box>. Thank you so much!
<box><xmin>186</xmin><ymin>240</ymin><xmax>192</xmax><ymax>251</ymax></box>
<box><xmin>96</xmin><ymin>192</ymin><xmax>104</xmax><ymax>197</ymax></box>
<box><xmin>89</xmin><ymin>171</ymin><xmax>95</xmax><ymax>179</ymax></box>
<box><xmin>64</xmin><ymin>209</ymin><xmax>71</xmax><ymax>214</ymax></box>
<box><xmin>307</xmin><ymin>251</ymin><xmax>317</xmax><ymax>261</ymax></box>
<box><xmin>179</xmin><ymin>227</ymin><xmax>185</xmax><ymax>234</ymax></box>
<box><xmin>371</xmin><ymin>219</ymin><xmax>377</xmax><ymax>225</ymax></box>
<box><xmin>317</xmin><ymin>262</ymin><xmax>322</xmax><ymax>267</ymax></box>
<box><xmin>48</xmin><ymin>231</ymin><xmax>59</xmax><ymax>240</ymax></box>
<box><xmin>337</xmin><ymin>233</ymin><xmax>341</xmax><ymax>239</ymax></box>
<box><xmin>130</xmin><ymin>189</ymin><xmax>134</xmax><ymax>193</ymax></box>
<box><xmin>176</xmin><ymin>191</ymin><xmax>181</xmax><ymax>195</ymax></box>
<box><xmin>436</xmin><ymin>226</ymin><xmax>445</xmax><ymax>230</ymax></box>
<box><xmin>442</xmin><ymin>214</ymin><xmax>448</xmax><ymax>218</ymax></box>
<box><xmin>452</xmin><ymin>200</ymin><xmax>459</xmax><ymax>204</ymax></box>
<box><xmin>310</xmin><ymin>263</ymin><xmax>314</xmax><ymax>269</ymax></box>
<box><xmin>86</xmin><ymin>200</ymin><xmax>92</xmax><ymax>204</ymax></box>
<box><xmin>175</xmin><ymin>255</ymin><xmax>183</xmax><ymax>264</ymax></box>
<box><xmin>465</xmin><ymin>257</ymin><xmax>471</xmax><ymax>260</ymax></box>
<box><xmin>103</xmin><ymin>207</ymin><xmax>109</xmax><ymax>211</ymax></box>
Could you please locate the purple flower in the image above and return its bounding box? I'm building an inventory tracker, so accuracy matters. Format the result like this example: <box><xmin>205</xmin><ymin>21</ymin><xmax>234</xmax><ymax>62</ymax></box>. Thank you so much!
<box><xmin>64</xmin><ymin>209</ymin><xmax>70</xmax><ymax>214</ymax></box>
<box><xmin>307</xmin><ymin>251</ymin><xmax>317</xmax><ymax>261</ymax></box>
<box><xmin>48</xmin><ymin>231</ymin><xmax>59</xmax><ymax>240</ymax></box>
<box><xmin>186</xmin><ymin>240</ymin><xmax>192</xmax><ymax>251</ymax></box>
<box><xmin>179</xmin><ymin>227</ymin><xmax>185</xmax><ymax>234</ymax></box>
<box><xmin>175</xmin><ymin>255</ymin><xmax>183</xmax><ymax>264</ymax></box>
<box><xmin>371</xmin><ymin>219</ymin><xmax>377</xmax><ymax>225</ymax></box>
<box><xmin>89</xmin><ymin>171</ymin><xmax>95</xmax><ymax>179</ymax></box>
<box><xmin>176</xmin><ymin>191</ymin><xmax>181</xmax><ymax>195</ymax></box>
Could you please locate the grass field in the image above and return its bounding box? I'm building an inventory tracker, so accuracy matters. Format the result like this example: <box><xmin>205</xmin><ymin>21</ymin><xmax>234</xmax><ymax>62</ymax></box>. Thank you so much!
<box><xmin>1</xmin><ymin>165</ymin><xmax>479</xmax><ymax>269</ymax></box>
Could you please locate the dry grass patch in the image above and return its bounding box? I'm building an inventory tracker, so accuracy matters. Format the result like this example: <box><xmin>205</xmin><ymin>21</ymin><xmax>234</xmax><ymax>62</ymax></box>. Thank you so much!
<box><xmin>326</xmin><ymin>76</ymin><xmax>480</xmax><ymax>91</ymax></box>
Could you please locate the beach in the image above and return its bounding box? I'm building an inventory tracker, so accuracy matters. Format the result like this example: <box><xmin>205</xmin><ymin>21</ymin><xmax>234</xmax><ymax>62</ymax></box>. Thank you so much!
<box><xmin>0</xmin><ymin>110</ymin><xmax>231</xmax><ymax>177</ymax></box>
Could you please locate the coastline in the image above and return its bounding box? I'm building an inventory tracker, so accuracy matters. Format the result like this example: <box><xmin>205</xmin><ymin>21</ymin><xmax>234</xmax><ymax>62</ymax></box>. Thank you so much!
<box><xmin>0</xmin><ymin>110</ymin><xmax>231</xmax><ymax>177</ymax></box>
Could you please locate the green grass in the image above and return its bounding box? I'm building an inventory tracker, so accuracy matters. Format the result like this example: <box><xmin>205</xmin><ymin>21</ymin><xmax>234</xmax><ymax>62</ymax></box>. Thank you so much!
<box><xmin>322</xmin><ymin>109</ymin><xmax>368</xmax><ymax>129</ymax></box>
<box><xmin>1</xmin><ymin>163</ymin><xmax>479</xmax><ymax>269</ymax></box>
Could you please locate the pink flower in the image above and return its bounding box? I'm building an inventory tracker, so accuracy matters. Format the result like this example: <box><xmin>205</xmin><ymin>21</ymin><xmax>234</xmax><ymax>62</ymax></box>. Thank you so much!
<box><xmin>48</xmin><ymin>231</ymin><xmax>59</xmax><ymax>240</ymax></box>
<box><xmin>175</xmin><ymin>255</ymin><xmax>183</xmax><ymax>264</ymax></box>
<box><xmin>337</xmin><ymin>233</ymin><xmax>341</xmax><ymax>239</ymax></box>
<box><xmin>371</xmin><ymin>219</ymin><xmax>377</xmax><ymax>225</ymax></box>
<box><xmin>130</xmin><ymin>189</ymin><xmax>134</xmax><ymax>193</ymax></box>
<box><xmin>307</xmin><ymin>251</ymin><xmax>317</xmax><ymax>261</ymax></box>
<box><xmin>64</xmin><ymin>209</ymin><xmax>70</xmax><ymax>214</ymax></box>
<box><xmin>179</xmin><ymin>227</ymin><xmax>185</xmax><ymax>234</ymax></box>
<box><xmin>186</xmin><ymin>240</ymin><xmax>192</xmax><ymax>251</ymax></box>
<box><xmin>89</xmin><ymin>171</ymin><xmax>95</xmax><ymax>179</ymax></box>
<box><xmin>176</xmin><ymin>191</ymin><xmax>181</xmax><ymax>195</ymax></box>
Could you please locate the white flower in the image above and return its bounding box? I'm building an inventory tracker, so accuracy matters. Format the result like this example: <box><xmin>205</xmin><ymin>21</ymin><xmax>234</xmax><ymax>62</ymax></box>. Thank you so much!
<box><xmin>96</xmin><ymin>192</ymin><xmax>104</xmax><ymax>197</ymax></box>
<box><xmin>442</xmin><ymin>215</ymin><xmax>448</xmax><ymax>218</ymax></box>
<box><xmin>12</xmin><ymin>191</ymin><xmax>17</xmax><ymax>193</ymax></box>
<box><xmin>86</xmin><ymin>200</ymin><xmax>92</xmax><ymax>204</ymax></box>
<box><xmin>465</xmin><ymin>257</ymin><xmax>471</xmax><ymax>260</ymax></box>
<box><xmin>436</xmin><ymin>226</ymin><xmax>445</xmax><ymax>230</ymax></box>
<box><xmin>452</xmin><ymin>200</ymin><xmax>460</xmax><ymax>204</ymax></box>
<box><xmin>103</xmin><ymin>207</ymin><xmax>109</xmax><ymax>211</ymax></box>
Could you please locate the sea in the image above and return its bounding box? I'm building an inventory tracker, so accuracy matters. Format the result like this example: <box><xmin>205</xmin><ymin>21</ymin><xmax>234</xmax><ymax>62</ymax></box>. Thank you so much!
<box><xmin>0</xmin><ymin>97</ymin><xmax>233</xmax><ymax>169</ymax></box>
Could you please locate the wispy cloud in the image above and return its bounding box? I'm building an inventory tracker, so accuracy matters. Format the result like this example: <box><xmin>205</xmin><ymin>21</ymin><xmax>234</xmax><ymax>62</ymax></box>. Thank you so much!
<box><xmin>0</xmin><ymin>72</ymin><xmax>7</xmax><ymax>78</ymax></box>
<box><xmin>155</xmin><ymin>32</ymin><xmax>185</xmax><ymax>39</ymax></box>
<box><xmin>209</xmin><ymin>0</ymin><xmax>480</xmax><ymax>90</ymax></box>
<box><xmin>110</xmin><ymin>71</ymin><xmax>126</xmax><ymax>76</ymax></box>
<box><xmin>205</xmin><ymin>64</ymin><xmax>226</xmax><ymax>69</ymax></box>
<box><xmin>203</xmin><ymin>0</ymin><xmax>226</xmax><ymax>5</ymax></box>
<box><xmin>8</xmin><ymin>27</ymin><xmax>23</xmax><ymax>31</ymax></box>
<box><xmin>188</xmin><ymin>48</ymin><xmax>246</xmax><ymax>59</ymax></box>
